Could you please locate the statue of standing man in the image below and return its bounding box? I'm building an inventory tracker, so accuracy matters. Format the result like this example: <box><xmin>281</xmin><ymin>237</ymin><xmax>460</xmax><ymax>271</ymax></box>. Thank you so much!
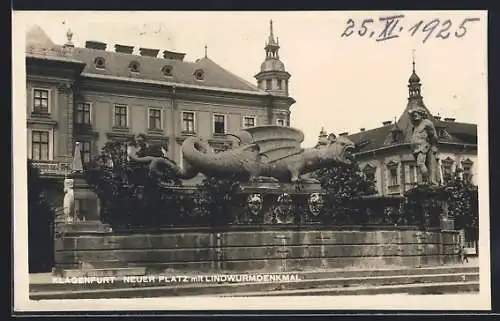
<box><xmin>408</xmin><ymin>106</ymin><xmax>440</xmax><ymax>186</ymax></box>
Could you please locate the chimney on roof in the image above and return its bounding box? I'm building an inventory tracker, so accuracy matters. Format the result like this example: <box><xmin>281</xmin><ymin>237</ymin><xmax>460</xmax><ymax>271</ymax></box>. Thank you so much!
<box><xmin>444</xmin><ymin>117</ymin><xmax>456</xmax><ymax>122</ymax></box>
<box><xmin>85</xmin><ymin>41</ymin><xmax>106</xmax><ymax>50</ymax></box>
<box><xmin>339</xmin><ymin>132</ymin><xmax>349</xmax><ymax>137</ymax></box>
<box><xmin>434</xmin><ymin>115</ymin><xmax>441</xmax><ymax>121</ymax></box>
<box><xmin>115</xmin><ymin>44</ymin><xmax>134</xmax><ymax>54</ymax></box>
<box><xmin>139</xmin><ymin>47</ymin><xmax>159</xmax><ymax>57</ymax></box>
<box><xmin>360</xmin><ymin>128</ymin><xmax>365</xmax><ymax>132</ymax></box>
<box><xmin>163</xmin><ymin>50</ymin><xmax>186</xmax><ymax>61</ymax></box>
<box><xmin>382</xmin><ymin>121</ymin><xmax>392</xmax><ymax>126</ymax></box>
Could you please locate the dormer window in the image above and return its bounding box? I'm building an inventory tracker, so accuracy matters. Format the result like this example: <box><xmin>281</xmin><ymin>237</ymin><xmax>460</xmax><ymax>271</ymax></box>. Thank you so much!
<box><xmin>437</xmin><ymin>127</ymin><xmax>447</xmax><ymax>138</ymax></box>
<box><xmin>162</xmin><ymin>65</ymin><xmax>173</xmax><ymax>77</ymax></box>
<box><xmin>194</xmin><ymin>69</ymin><xmax>204</xmax><ymax>80</ymax></box>
<box><xmin>129</xmin><ymin>61</ymin><xmax>140</xmax><ymax>73</ymax></box>
<box><xmin>94</xmin><ymin>57</ymin><xmax>106</xmax><ymax>69</ymax></box>
<box><xmin>441</xmin><ymin>157</ymin><xmax>454</xmax><ymax>183</ymax></box>
<box><xmin>362</xmin><ymin>164</ymin><xmax>377</xmax><ymax>183</ymax></box>
<box><xmin>461</xmin><ymin>159</ymin><xmax>474</xmax><ymax>183</ymax></box>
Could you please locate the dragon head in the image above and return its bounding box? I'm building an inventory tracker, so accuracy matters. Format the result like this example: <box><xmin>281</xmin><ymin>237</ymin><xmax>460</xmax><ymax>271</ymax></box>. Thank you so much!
<box><xmin>325</xmin><ymin>134</ymin><xmax>356</xmax><ymax>165</ymax></box>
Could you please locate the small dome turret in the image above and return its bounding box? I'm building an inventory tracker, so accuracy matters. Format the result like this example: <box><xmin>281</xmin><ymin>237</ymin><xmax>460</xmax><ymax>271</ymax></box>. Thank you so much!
<box><xmin>260</xmin><ymin>59</ymin><xmax>285</xmax><ymax>72</ymax></box>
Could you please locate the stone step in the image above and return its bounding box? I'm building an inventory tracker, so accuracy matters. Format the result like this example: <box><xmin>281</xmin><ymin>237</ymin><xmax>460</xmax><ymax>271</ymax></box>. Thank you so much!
<box><xmin>29</xmin><ymin>271</ymin><xmax>479</xmax><ymax>299</ymax></box>
<box><xmin>217</xmin><ymin>281</ymin><xmax>480</xmax><ymax>297</ymax></box>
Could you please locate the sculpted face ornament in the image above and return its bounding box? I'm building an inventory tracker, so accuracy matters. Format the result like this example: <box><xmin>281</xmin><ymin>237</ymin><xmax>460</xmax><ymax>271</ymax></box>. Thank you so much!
<box><xmin>308</xmin><ymin>193</ymin><xmax>325</xmax><ymax>216</ymax></box>
<box><xmin>274</xmin><ymin>193</ymin><xmax>294</xmax><ymax>224</ymax></box>
<box><xmin>335</xmin><ymin>136</ymin><xmax>356</xmax><ymax>164</ymax></box>
<box><xmin>246</xmin><ymin>193</ymin><xmax>263</xmax><ymax>216</ymax></box>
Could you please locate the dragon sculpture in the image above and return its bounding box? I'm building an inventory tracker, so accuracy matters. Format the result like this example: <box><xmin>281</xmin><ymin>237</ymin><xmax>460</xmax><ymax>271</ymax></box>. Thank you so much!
<box><xmin>126</xmin><ymin>126</ymin><xmax>356</xmax><ymax>184</ymax></box>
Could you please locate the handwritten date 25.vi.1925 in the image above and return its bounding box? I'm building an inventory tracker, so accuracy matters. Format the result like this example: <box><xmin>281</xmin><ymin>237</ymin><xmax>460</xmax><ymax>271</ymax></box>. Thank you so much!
<box><xmin>341</xmin><ymin>15</ymin><xmax>481</xmax><ymax>43</ymax></box>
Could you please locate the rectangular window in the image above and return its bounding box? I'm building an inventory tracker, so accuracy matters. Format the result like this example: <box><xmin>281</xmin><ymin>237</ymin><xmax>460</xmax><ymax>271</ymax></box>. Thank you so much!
<box><xmin>277</xmin><ymin>80</ymin><xmax>282</xmax><ymax>90</ymax></box>
<box><xmin>266</xmin><ymin>79</ymin><xmax>272</xmax><ymax>90</ymax></box>
<box><xmin>276</xmin><ymin>119</ymin><xmax>285</xmax><ymax>126</ymax></box>
<box><xmin>31</xmin><ymin>130</ymin><xmax>50</xmax><ymax>161</ymax></box>
<box><xmin>149</xmin><ymin>108</ymin><xmax>162</xmax><ymax>130</ymax></box>
<box><xmin>76</xmin><ymin>103</ymin><xmax>91</xmax><ymax>125</ymax></box>
<box><xmin>211</xmin><ymin>143</ymin><xmax>228</xmax><ymax>153</ymax></box>
<box><xmin>213</xmin><ymin>114</ymin><xmax>226</xmax><ymax>134</ymax></box>
<box><xmin>389</xmin><ymin>167</ymin><xmax>398</xmax><ymax>186</ymax></box>
<box><xmin>80</xmin><ymin>141</ymin><xmax>92</xmax><ymax>164</ymax></box>
<box><xmin>182</xmin><ymin>112</ymin><xmax>195</xmax><ymax>134</ymax></box>
<box><xmin>114</xmin><ymin>105</ymin><xmax>128</xmax><ymax>128</ymax></box>
<box><xmin>243</xmin><ymin>116</ymin><xmax>256</xmax><ymax>128</ymax></box>
<box><xmin>408</xmin><ymin>164</ymin><xmax>416</xmax><ymax>183</ymax></box>
<box><xmin>33</xmin><ymin>89</ymin><xmax>49</xmax><ymax>114</ymax></box>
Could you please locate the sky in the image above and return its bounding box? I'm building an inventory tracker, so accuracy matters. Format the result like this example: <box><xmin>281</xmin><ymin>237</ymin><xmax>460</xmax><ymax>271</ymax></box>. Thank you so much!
<box><xmin>15</xmin><ymin>11</ymin><xmax>487</xmax><ymax>147</ymax></box>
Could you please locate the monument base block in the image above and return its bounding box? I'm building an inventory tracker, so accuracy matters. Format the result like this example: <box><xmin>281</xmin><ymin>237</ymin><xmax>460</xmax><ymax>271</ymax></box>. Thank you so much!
<box><xmin>54</xmin><ymin>226</ymin><xmax>462</xmax><ymax>274</ymax></box>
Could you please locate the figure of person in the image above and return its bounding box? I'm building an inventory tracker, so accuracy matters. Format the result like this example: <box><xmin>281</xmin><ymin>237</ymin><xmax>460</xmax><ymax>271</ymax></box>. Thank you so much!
<box><xmin>63</xmin><ymin>178</ymin><xmax>75</xmax><ymax>222</ymax></box>
<box><xmin>408</xmin><ymin>106</ymin><xmax>440</xmax><ymax>185</ymax></box>
<box><xmin>461</xmin><ymin>246</ymin><xmax>469</xmax><ymax>264</ymax></box>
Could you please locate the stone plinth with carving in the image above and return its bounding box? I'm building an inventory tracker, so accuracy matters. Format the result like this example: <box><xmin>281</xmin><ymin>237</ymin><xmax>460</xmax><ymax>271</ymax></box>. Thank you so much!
<box><xmin>404</xmin><ymin>184</ymin><xmax>453</xmax><ymax>230</ymax></box>
<box><xmin>230</xmin><ymin>181</ymin><xmax>325</xmax><ymax>224</ymax></box>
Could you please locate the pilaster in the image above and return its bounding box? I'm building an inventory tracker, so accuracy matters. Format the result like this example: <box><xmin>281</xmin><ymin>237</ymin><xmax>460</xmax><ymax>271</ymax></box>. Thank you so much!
<box><xmin>57</xmin><ymin>83</ymin><xmax>74</xmax><ymax>164</ymax></box>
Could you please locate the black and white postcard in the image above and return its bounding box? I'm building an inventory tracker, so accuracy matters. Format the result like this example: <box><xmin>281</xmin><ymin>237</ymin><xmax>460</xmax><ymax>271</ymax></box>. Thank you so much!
<box><xmin>12</xmin><ymin>10</ymin><xmax>490</xmax><ymax>312</ymax></box>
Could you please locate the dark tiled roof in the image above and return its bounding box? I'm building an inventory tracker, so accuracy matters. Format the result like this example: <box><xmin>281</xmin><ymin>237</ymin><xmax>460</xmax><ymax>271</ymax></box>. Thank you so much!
<box><xmin>70</xmin><ymin>47</ymin><xmax>263</xmax><ymax>92</ymax></box>
<box><xmin>438</xmin><ymin>121</ymin><xmax>477</xmax><ymax>144</ymax></box>
<box><xmin>349</xmin><ymin>126</ymin><xmax>393</xmax><ymax>153</ymax></box>
<box><xmin>25</xmin><ymin>25</ymin><xmax>264</xmax><ymax>93</ymax></box>
<box><xmin>349</xmin><ymin>120</ymin><xmax>477</xmax><ymax>154</ymax></box>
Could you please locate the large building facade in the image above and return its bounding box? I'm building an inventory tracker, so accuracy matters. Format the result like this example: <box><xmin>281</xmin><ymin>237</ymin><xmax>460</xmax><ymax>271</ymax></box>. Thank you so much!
<box><xmin>345</xmin><ymin>61</ymin><xmax>478</xmax><ymax>196</ymax></box>
<box><xmin>25</xmin><ymin>21</ymin><xmax>295</xmax><ymax>184</ymax></box>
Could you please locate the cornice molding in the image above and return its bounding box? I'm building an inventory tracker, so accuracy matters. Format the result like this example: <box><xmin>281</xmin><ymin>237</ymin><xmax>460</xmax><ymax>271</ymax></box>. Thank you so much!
<box><xmin>78</xmin><ymin>78</ymin><xmax>268</xmax><ymax>108</ymax></box>
<box><xmin>74</xmin><ymin>130</ymin><xmax>99</xmax><ymax>138</ymax></box>
<box><xmin>27</xmin><ymin>74</ymin><xmax>73</xmax><ymax>86</ymax></box>
<box><xmin>27</xmin><ymin>117</ymin><xmax>58</xmax><ymax>126</ymax></box>
<box><xmin>105</xmin><ymin>131</ymin><xmax>134</xmax><ymax>141</ymax></box>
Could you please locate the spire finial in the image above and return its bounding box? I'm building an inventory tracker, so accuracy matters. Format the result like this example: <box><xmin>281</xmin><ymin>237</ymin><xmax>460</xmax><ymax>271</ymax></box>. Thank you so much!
<box><xmin>412</xmin><ymin>49</ymin><xmax>416</xmax><ymax>73</ymax></box>
<box><xmin>270</xmin><ymin>19</ymin><xmax>274</xmax><ymax>38</ymax></box>
<box><xmin>65</xmin><ymin>28</ymin><xmax>74</xmax><ymax>47</ymax></box>
<box><xmin>204</xmin><ymin>44</ymin><xmax>207</xmax><ymax>58</ymax></box>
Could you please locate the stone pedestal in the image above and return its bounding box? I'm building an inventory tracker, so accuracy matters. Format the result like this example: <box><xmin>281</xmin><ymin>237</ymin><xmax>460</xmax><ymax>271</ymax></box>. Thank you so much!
<box><xmin>58</xmin><ymin>141</ymin><xmax>108</xmax><ymax>235</ymax></box>
<box><xmin>404</xmin><ymin>184</ymin><xmax>451</xmax><ymax>230</ymax></box>
<box><xmin>70</xmin><ymin>174</ymin><xmax>101</xmax><ymax>221</ymax></box>
<box><xmin>231</xmin><ymin>182</ymin><xmax>325</xmax><ymax>225</ymax></box>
